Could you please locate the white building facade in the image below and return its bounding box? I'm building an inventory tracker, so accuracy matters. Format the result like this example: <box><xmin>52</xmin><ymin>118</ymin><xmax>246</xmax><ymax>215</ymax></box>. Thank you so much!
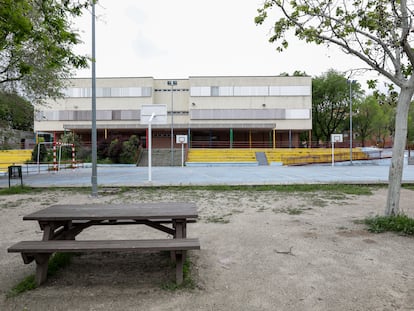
<box><xmin>35</xmin><ymin>75</ymin><xmax>312</xmax><ymax>148</ymax></box>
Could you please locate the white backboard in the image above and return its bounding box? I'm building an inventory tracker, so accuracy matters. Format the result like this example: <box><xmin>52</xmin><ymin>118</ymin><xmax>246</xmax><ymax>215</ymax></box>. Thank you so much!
<box><xmin>141</xmin><ymin>104</ymin><xmax>167</xmax><ymax>124</ymax></box>
<box><xmin>331</xmin><ymin>134</ymin><xmax>343</xmax><ymax>143</ymax></box>
<box><xmin>176</xmin><ymin>135</ymin><xmax>188</xmax><ymax>144</ymax></box>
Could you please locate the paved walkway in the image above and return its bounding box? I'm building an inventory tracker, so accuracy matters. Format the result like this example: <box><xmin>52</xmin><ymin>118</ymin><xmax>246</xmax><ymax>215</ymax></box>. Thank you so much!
<box><xmin>1</xmin><ymin>159</ymin><xmax>414</xmax><ymax>188</ymax></box>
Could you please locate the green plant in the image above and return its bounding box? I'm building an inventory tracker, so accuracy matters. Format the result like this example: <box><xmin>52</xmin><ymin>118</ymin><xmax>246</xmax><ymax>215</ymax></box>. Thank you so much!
<box><xmin>364</xmin><ymin>215</ymin><xmax>414</xmax><ymax>235</ymax></box>
<box><xmin>7</xmin><ymin>252</ymin><xmax>74</xmax><ymax>297</ymax></box>
<box><xmin>0</xmin><ymin>185</ymin><xmax>36</xmax><ymax>195</ymax></box>
<box><xmin>7</xmin><ymin>275</ymin><xmax>37</xmax><ymax>298</ymax></box>
<box><xmin>47</xmin><ymin>253</ymin><xmax>73</xmax><ymax>276</ymax></box>
<box><xmin>204</xmin><ymin>215</ymin><xmax>230</xmax><ymax>224</ymax></box>
<box><xmin>402</xmin><ymin>184</ymin><xmax>414</xmax><ymax>191</ymax></box>
<box><xmin>162</xmin><ymin>259</ymin><xmax>195</xmax><ymax>290</ymax></box>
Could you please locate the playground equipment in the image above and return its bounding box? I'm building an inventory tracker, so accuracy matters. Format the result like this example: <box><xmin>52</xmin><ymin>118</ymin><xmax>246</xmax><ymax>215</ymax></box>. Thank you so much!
<box><xmin>35</xmin><ymin>142</ymin><xmax>77</xmax><ymax>172</ymax></box>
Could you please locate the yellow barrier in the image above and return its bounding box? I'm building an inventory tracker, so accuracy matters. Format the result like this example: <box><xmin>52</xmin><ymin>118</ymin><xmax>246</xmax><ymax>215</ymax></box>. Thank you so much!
<box><xmin>187</xmin><ymin>149</ymin><xmax>257</xmax><ymax>163</ymax></box>
<box><xmin>0</xmin><ymin>150</ymin><xmax>32</xmax><ymax>171</ymax></box>
<box><xmin>187</xmin><ymin>148</ymin><xmax>369</xmax><ymax>165</ymax></box>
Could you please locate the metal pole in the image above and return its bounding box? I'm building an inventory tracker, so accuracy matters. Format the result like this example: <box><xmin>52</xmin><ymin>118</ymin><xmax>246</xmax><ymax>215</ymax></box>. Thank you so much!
<box><xmin>171</xmin><ymin>83</ymin><xmax>174</xmax><ymax>166</ymax></box>
<box><xmin>167</xmin><ymin>80</ymin><xmax>177</xmax><ymax>166</ymax></box>
<box><xmin>349</xmin><ymin>81</ymin><xmax>354</xmax><ymax>165</ymax></box>
<box><xmin>181</xmin><ymin>143</ymin><xmax>184</xmax><ymax>167</ymax></box>
<box><xmin>91</xmin><ymin>0</ymin><xmax>98</xmax><ymax>196</ymax></box>
<box><xmin>148</xmin><ymin>113</ymin><xmax>155</xmax><ymax>182</ymax></box>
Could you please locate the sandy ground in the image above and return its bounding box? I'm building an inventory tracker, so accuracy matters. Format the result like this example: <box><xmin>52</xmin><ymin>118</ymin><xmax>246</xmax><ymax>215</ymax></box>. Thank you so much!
<box><xmin>0</xmin><ymin>186</ymin><xmax>413</xmax><ymax>311</ymax></box>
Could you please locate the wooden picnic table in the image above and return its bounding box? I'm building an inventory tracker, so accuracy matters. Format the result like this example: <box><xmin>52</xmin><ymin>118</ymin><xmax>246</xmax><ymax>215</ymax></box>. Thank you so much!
<box><xmin>8</xmin><ymin>202</ymin><xmax>200</xmax><ymax>285</ymax></box>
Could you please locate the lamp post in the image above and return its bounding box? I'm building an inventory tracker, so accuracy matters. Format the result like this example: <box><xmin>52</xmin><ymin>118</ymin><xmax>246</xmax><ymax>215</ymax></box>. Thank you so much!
<box><xmin>348</xmin><ymin>80</ymin><xmax>356</xmax><ymax>165</ymax></box>
<box><xmin>91</xmin><ymin>0</ymin><xmax>98</xmax><ymax>196</ymax></box>
<box><xmin>167</xmin><ymin>80</ymin><xmax>177</xmax><ymax>166</ymax></box>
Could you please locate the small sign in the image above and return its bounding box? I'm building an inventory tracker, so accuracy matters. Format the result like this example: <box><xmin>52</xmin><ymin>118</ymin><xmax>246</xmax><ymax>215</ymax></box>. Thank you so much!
<box><xmin>176</xmin><ymin>135</ymin><xmax>188</xmax><ymax>144</ymax></box>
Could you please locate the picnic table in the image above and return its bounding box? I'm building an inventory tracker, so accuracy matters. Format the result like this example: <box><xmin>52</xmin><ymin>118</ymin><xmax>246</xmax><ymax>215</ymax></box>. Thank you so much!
<box><xmin>8</xmin><ymin>202</ymin><xmax>200</xmax><ymax>285</ymax></box>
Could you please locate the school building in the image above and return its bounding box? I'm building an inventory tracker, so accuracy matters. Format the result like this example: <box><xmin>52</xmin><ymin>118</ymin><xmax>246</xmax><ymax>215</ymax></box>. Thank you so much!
<box><xmin>34</xmin><ymin>75</ymin><xmax>312</xmax><ymax>148</ymax></box>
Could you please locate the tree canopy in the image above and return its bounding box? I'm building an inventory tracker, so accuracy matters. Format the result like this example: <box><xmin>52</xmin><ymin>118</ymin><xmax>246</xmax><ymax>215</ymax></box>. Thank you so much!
<box><xmin>312</xmin><ymin>70</ymin><xmax>362</xmax><ymax>144</ymax></box>
<box><xmin>256</xmin><ymin>0</ymin><xmax>414</xmax><ymax>215</ymax></box>
<box><xmin>0</xmin><ymin>91</ymin><xmax>33</xmax><ymax>131</ymax></box>
<box><xmin>0</xmin><ymin>0</ymin><xmax>91</xmax><ymax>102</ymax></box>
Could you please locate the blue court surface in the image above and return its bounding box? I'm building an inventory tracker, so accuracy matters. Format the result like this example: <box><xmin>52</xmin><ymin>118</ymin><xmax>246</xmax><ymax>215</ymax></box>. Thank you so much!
<box><xmin>1</xmin><ymin>158</ymin><xmax>414</xmax><ymax>188</ymax></box>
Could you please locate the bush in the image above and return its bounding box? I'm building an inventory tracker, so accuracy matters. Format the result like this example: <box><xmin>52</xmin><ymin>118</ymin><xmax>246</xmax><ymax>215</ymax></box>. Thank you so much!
<box><xmin>364</xmin><ymin>214</ymin><xmax>414</xmax><ymax>235</ymax></box>
<box><xmin>120</xmin><ymin>135</ymin><xmax>140</xmax><ymax>164</ymax></box>
<box><xmin>31</xmin><ymin>143</ymin><xmax>48</xmax><ymax>162</ymax></box>
<box><xmin>108</xmin><ymin>139</ymin><xmax>123</xmax><ymax>163</ymax></box>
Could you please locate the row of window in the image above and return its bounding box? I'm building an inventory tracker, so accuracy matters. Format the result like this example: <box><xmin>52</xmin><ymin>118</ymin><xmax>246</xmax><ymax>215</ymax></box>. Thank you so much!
<box><xmin>190</xmin><ymin>86</ymin><xmax>311</xmax><ymax>97</ymax></box>
<box><xmin>63</xmin><ymin>85</ymin><xmax>311</xmax><ymax>98</ymax></box>
<box><xmin>64</xmin><ymin>87</ymin><xmax>152</xmax><ymax>98</ymax></box>
<box><xmin>37</xmin><ymin>108</ymin><xmax>309</xmax><ymax>121</ymax></box>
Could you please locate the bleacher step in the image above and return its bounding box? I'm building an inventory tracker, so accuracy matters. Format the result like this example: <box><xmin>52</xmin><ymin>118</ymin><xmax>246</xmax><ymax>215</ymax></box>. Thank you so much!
<box><xmin>255</xmin><ymin>152</ymin><xmax>268</xmax><ymax>166</ymax></box>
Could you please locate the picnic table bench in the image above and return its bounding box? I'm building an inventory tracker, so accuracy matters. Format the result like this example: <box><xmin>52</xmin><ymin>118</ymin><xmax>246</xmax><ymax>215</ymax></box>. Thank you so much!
<box><xmin>8</xmin><ymin>203</ymin><xmax>200</xmax><ymax>286</ymax></box>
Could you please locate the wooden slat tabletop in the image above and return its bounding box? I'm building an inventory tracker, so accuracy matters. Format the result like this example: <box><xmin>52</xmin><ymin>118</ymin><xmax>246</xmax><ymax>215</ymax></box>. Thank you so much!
<box><xmin>23</xmin><ymin>202</ymin><xmax>198</xmax><ymax>221</ymax></box>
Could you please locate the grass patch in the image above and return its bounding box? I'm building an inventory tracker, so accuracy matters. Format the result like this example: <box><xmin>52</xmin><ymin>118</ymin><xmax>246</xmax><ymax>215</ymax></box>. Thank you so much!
<box><xmin>0</xmin><ymin>185</ymin><xmax>39</xmax><ymax>195</ymax></box>
<box><xmin>47</xmin><ymin>252</ymin><xmax>74</xmax><ymax>276</ymax></box>
<box><xmin>162</xmin><ymin>259</ymin><xmax>195</xmax><ymax>290</ymax></box>
<box><xmin>364</xmin><ymin>214</ymin><xmax>414</xmax><ymax>235</ymax></box>
<box><xmin>273</xmin><ymin>207</ymin><xmax>311</xmax><ymax>215</ymax></box>
<box><xmin>7</xmin><ymin>275</ymin><xmax>37</xmax><ymax>298</ymax></box>
<box><xmin>127</xmin><ymin>184</ymin><xmax>378</xmax><ymax>194</ymax></box>
<box><xmin>204</xmin><ymin>215</ymin><xmax>230</xmax><ymax>224</ymax></box>
<box><xmin>284</xmin><ymin>208</ymin><xmax>304</xmax><ymax>215</ymax></box>
<box><xmin>7</xmin><ymin>253</ymin><xmax>74</xmax><ymax>298</ymax></box>
<box><xmin>402</xmin><ymin>184</ymin><xmax>414</xmax><ymax>191</ymax></box>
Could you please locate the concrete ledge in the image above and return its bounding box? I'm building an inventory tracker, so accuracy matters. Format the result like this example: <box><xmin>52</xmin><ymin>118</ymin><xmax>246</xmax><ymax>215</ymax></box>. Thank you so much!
<box><xmin>408</xmin><ymin>157</ymin><xmax>414</xmax><ymax>165</ymax></box>
<box><xmin>270</xmin><ymin>162</ymin><xmax>283</xmax><ymax>166</ymax></box>
<box><xmin>186</xmin><ymin>162</ymin><xmax>259</xmax><ymax>167</ymax></box>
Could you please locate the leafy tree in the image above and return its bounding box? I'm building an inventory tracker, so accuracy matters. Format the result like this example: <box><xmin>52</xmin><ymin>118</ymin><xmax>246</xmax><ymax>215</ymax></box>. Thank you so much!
<box><xmin>256</xmin><ymin>0</ymin><xmax>414</xmax><ymax>215</ymax></box>
<box><xmin>120</xmin><ymin>135</ymin><xmax>140</xmax><ymax>164</ymax></box>
<box><xmin>312</xmin><ymin>70</ymin><xmax>362</xmax><ymax>144</ymax></box>
<box><xmin>352</xmin><ymin>96</ymin><xmax>386</xmax><ymax>147</ymax></box>
<box><xmin>0</xmin><ymin>0</ymin><xmax>91</xmax><ymax>102</ymax></box>
<box><xmin>108</xmin><ymin>139</ymin><xmax>122</xmax><ymax>164</ymax></box>
<box><xmin>0</xmin><ymin>91</ymin><xmax>33</xmax><ymax>130</ymax></box>
<box><xmin>31</xmin><ymin>143</ymin><xmax>47</xmax><ymax>163</ymax></box>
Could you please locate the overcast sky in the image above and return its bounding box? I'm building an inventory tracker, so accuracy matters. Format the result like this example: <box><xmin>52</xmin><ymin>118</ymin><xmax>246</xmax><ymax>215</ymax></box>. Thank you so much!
<box><xmin>72</xmin><ymin>0</ymin><xmax>382</xmax><ymax>87</ymax></box>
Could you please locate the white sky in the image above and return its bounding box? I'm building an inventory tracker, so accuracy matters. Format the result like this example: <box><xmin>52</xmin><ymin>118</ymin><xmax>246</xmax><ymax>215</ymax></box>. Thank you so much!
<box><xmin>73</xmin><ymin>0</ymin><xmax>384</xmax><ymax>88</ymax></box>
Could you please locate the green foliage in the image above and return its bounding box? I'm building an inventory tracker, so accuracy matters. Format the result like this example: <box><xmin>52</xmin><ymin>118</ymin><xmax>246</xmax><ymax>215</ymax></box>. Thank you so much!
<box><xmin>120</xmin><ymin>135</ymin><xmax>140</xmax><ymax>164</ymax></box>
<box><xmin>31</xmin><ymin>143</ymin><xmax>48</xmax><ymax>162</ymax></box>
<box><xmin>364</xmin><ymin>215</ymin><xmax>414</xmax><ymax>235</ymax></box>
<box><xmin>256</xmin><ymin>1</ymin><xmax>413</xmax><ymax>87</ymax></box>
<box><xmin>0</xmin><ymin>0</ymin><xmax>91</xmax><ymax>101</ymax></box>
<box><xmin>108</xmin><ymin>139</ymin><xmax>122</xmax><ymax>163</ymax></box>
<box><xmin>47</xmin><ymin>253</ymin><xmax>73</xmax><ymax>276</ymax></box>
<box><xmin>7</xmin><ymin>275</ymin><xmax>36</xmax><ymax>298</ymax></box>
<box><xmin>144</xmin><ymin>184</ymin><xmax>377</xmax><ymax>195</ymax></box>
<box><xmin>0</xmin><ymin>185</ymin><xmax>37</xmax><ymax>195</ymax></box>
<box><xmin>0</xmin><ymin>91</ymin><xmax>33</xmax><ymax>130</ymax></box>
<box><xmin>7</xmin><ymin>252</ymin><xmax>74</xmax><ymax>297</ymax></box>
<box><xmin>162</xmin><ymin>259</ymin><xmax>195</xmax><ymax>290</ymax></box>
<box><xmin>97</xmin><ymin>135</ymin><xmax>142</xmax><ymax>164</ymax></box>
<box><xmin>311</xmin><ymin>70</ymin><xmax>363</xmax><ymax>143</ymax></box>
<box><xmin>352</xmin><ymin>95</ymin><xmax>392</xmax><ymax>147</ymax></box>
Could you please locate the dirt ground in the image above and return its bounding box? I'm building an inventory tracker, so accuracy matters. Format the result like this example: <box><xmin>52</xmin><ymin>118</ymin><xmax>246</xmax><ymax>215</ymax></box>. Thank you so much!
<box><xmin>0</xmin><ymin>186</ymin><xmax>413</xmax><ymax>311</ymax></box>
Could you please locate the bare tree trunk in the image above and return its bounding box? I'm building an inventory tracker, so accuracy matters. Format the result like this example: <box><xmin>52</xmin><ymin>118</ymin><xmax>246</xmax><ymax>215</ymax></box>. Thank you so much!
<box><xmin>385</xmin><ymin>87</ymin><xmax>414</xmax><ymax>215</ymax></box>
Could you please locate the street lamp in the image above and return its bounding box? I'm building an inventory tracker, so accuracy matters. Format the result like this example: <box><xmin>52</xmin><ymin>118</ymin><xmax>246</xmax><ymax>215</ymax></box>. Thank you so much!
<box><xmin>167</xmin><ymin>80</ymin><xmax>177</xmax><ymax>166</ymax></box>
<box><xmin>91</xmin><ymin>0</ymin><xmax>98</xmax><ymax>196</ymax></box>
<box><xmin>348</xmin><ymin>80</ymin><xmax>356</xmax><ymax>165</ymax></box>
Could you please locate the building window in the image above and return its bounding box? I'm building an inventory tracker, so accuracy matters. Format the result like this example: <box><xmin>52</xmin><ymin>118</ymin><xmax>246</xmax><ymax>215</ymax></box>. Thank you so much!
<box><xmin>63</xmin><ymin>87</ymin><xmax>152</xmax><ymax>98</ymax></box>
